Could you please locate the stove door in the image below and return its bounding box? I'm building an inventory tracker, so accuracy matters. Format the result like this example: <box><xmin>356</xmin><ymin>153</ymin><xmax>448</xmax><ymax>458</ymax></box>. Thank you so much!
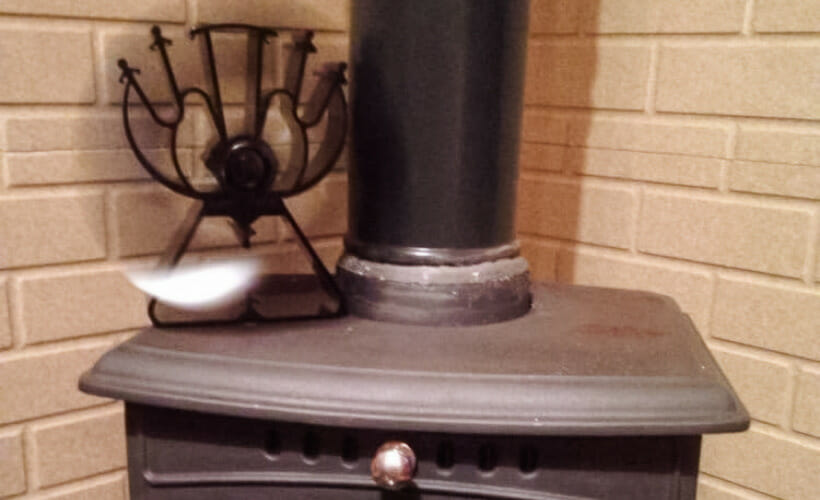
<box><xmin>126</xmin><ymin>404</ymin><xmax>700</xmax><ymax>500</ymax></box>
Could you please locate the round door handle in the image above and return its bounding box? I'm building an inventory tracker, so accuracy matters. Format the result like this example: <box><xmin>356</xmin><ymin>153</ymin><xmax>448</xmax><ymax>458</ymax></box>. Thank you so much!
<box><xmin>370</xmin><ymin>441</ymin><xmax>417</xmax><ymax>489</ymax></box>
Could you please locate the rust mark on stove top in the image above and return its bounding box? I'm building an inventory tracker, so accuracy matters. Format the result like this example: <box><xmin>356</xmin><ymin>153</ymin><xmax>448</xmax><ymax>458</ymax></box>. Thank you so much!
<box><xmin>577</xmin><ymin>324</ymin><xmax>664</xmax><ymax>338</ymax></box>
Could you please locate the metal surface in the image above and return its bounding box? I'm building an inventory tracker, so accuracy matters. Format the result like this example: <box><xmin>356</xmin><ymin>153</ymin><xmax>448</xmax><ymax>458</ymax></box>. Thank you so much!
<box><xmin>370</xmin><ymin>441</ymin><xmax>417</xmax><ymax>490</ymax></box>
<box><xmin>337</xmin><ymin>254</ymin><xmax>532</xmax><ymax>325</ymax></box>
<box><xmin>117</xmin><ymin>24</ymin><xmax>348</xmax><ymax>326</ymax></box>
<box><xmin>347</xmin><ymin>0</ymin><xmax>530</xmax><ymax>263</ymax></box>
<box><xmin>80</xmin><ymin>283</ymin><xmax>750</xmax><ymax>436</ymax></box>
<box><xmin>124</xmin><ymin>403</ymin><xmax>702</xmax><ymax>499</ymax></box>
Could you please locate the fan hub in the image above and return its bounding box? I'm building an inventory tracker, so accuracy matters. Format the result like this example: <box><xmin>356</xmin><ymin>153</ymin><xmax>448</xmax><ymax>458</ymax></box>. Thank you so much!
<box><xmin>207</xmin><ymin>136</ymin><xmax>278</xmax><ymax>193</ymax></box>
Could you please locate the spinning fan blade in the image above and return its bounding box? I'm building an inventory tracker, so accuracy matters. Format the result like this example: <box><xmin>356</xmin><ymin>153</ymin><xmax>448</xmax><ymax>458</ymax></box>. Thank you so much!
<box><xmin>126</xmin><ymin>258</ymin><xmax>261</xmax><ymax>311</ymax></box>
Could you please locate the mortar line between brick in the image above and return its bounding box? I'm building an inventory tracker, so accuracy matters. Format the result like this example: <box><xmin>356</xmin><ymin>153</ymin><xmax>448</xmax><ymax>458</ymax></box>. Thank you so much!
<box><xmin>1</xmin><ymin>235</ymin><xmax>320</xmax><ymax>278</ymax></box>
<box><xmin>783</xmin><ymin>361</ymin><xmax>800</xmax><ymax>432</ymax></box>
<box><xmin>644</xmin><ymin>42</ymin><xmax>659</xmax><ymax>115</ymax></box>
<box><xmin>530</xmin><ymin>31</ymin><xmax>820</xmax><ymax>43</ymax></box>
<box><xmin>641</xmin><ymin>184</ymin><xmax>819</xmax><ymax>211</ymax></box>
<box><xmin>516</xmin><ymin>233</ymin><xmax>631</xmax><ymax>255</ymax></box>
<box><xmin>742</xmin><ymin>0</ymin><xmax>756</xmax><ymax>36</ymax></box>
<box><xmin>563</xmin><ymin>241</ymin><xmax>818</xmax><ymax>291</ymax></box>
<box><xmin>698</xmin><ymin>472</ymin><xmax>778</xmax><ymax>500</ymax></box>
<box><xmin>26</xmin><ymin>403</ymin><xmax>124</xmax><ymax>432</ymax></box>
<box><xmin>707</xmin><ymin>337</ymin><xmax>820</xmax><ymax>367</ymax></box>
<box><xmin>0</xmin><ymin>155</ymin><xmax>9</xmax><ymax>189</ymax></box>
<box><xmin>22</xmin><ymin>424</ymin><xmax>39</xmax><ymax>493</ymax></box>
<box><xmin>525</xmin><ymin>105</ymin><xmax>820</xmax><ymax>132</ymax></box>
<box><xmin>747</xmin><ymin>420</ymin><xmax>820</xmax><ymax>449</ymax></box>
<box><xmin>0</xmin><ymin>14</ymin><xmax>184</xmax><ymax>27</ymax></box>
<box><xmin>8</xmin><ymin>277</ymin><xmax>24</xmax><ymax>349</ymax></box>
<box><xmin>21</xmin><ymin>469</ymin><xmax>127</xmax><ymax>500</ymax></box>
<box><xmin>705</xmin><ymin>270</ymin><xmax>719</xmax><ymax>339</ymax></box>
<box><xmin>719</xmin><ymin>123</ymin><xmax>737</xmax><ymax>193</ymax></box>
<box><xmin>91</xmin><ymin>23</ymin><xmax>108</xmax><ymax>110</ymax></box>
<box><xmin>629</xmin><ymin>184</ymin><xmax>642</xmax><ymax>254</ymax></box>
<box><xmin>654</xmin><ymin>109</ymin><xmax>820</xmax><ymax>126</ymax></box>
<box><xmin>522</xmin><ymin>231</ymin><xmax>820</xmax><ymax>287</ymax></box>
<box><xmin>802</xmin><ymin>209</ymin><xmax>818</xmax><ymax>285</ymax></box>
<box><xmin>525</xmin><ymin>144</ymin><xmax>728</xmax><ymax>161</ymax></box>
<box><xmin>523</xmin><ymin>168</ymin><xmax>820</xmax><ymax>208</ymax></box>
<box><xmin>104</xmin><ymin>187</ymin><xmax>118</xmax><ymax>261</ymax></box>
<box><xmin>0</xmin><ymin>331</ymin><xmax>134</xmax><ymax>364</ymax></box>
<box><xmin>1</xmin><ymin>403</ymin><xmax>121</xmax><ymax>433</ymax></box>
<box><xmin>186</xmin><ymin>0</ymin><xmax>198</xmax><ymax>27</ymax></box>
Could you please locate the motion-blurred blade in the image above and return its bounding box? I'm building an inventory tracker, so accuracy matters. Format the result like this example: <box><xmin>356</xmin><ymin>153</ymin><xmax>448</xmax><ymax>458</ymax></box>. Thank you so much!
<box><xmin>126</xmin><ymin>258</ymin><xmax>261</xmax><ymax>310</ymax></box>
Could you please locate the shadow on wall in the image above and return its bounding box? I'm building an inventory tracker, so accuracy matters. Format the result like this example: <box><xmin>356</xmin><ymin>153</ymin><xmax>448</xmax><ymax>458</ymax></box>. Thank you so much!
<box><xmin>519</xmin><ymin>0</ymin><xmax>602</xmax><ymax>284</ymax></box>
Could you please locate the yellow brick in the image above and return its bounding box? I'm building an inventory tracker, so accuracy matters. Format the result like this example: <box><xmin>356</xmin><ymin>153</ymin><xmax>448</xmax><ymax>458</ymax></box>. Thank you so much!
<box><xmin>33</xmin><ymin>408</ymin><xmax>126</xmax><ymax>488</ymax></box>
<box><xmin>0</xmin><ymin>0</ymin><xmax>184</xmax><ymax>21</ymax></box>
<box><xmin>568</xmin><ymin>148</ymin><xmax>722</xmax><ymax>187</ymax></box>
<box><xmin>518</xmin><ymin>177</ymin><xmax>636</xmax><ymax>249</ymax></box>
<box><xmin>525</xmin><ymin>42</ymin><xmax>650</xmax><ymax>110</ymax></box>
<box><xmin>569</xmin><ymin>117</ymin><xmax>728</xmax><ymax>157</ymax></box>
<box><xmin>5</xmin><ymin>149</ymin><xmax>192</xmax><ymax>186</ymax></box>
<box><xmin>793</xmin><ymin>367</ymin><xmax>820</xmax><ymax>437</ymax></box>
<box><xmin>729</xmin><ymin>161</ymin><xmax>820</xmax><ymax>200</ymax></box>
<box><xmin>712</xmin><ymin>277</ymin><xmax>820</xmax><ymax>360</ymax></box>
<box><xmin>710</xmin><ymin>347</ymin><xmax>790</xmax><ymax>425</ymax></box>
<box><xmin>754</xmin><ymin>0</ymin><xmax>820</xmax><ymax>33</ymax></box>
<box><xmin>701</xmin><ymin>428</ymin><xmax>820</xmax><ymax>500</ymax></box>
<box><xmin>0</xmin><ymin>194</ymin><xmax>106</xmax><ymax>269</ymax></box>
<box><xmin>0</xmin><ymin>344</ymin><xmax>112</xmax><ymax>424</ymax></box>
<box><xmin>0</xmin><ymin>279</ymin><xmax>10</xmax><ymax>349</ymax></box>
<box><xmin>112</xmin><ymin>187</ymin><xmax>277</xmax><ymax>257</ymax></box>
<box><xmin>259</xmin><ymin>238</ymin><xmax>343</xmax><ymax>275</ymax></box>
<box><xmin>282</xmin><ymin>174</ymin><xmax>347</xmax><ymax>238</ymax></box>
<box><xmin>656</xmin><ymin>44</ymin><xmax>820</xmax><ymax>120</ymax></box>
<box><xmin>638</xmin><ymin>192</ymin><xmax>810</xmax><ymax>277</ymax></box>
<box><xmin>556</xmin><ymin>249</ymin><xmax>713</xmax><ymax>333</ymax></box>
<box><xmin>0</xmin><ymin>429</ymin><xmax>25</xmax><ymax>497</ymax></box>
<box><xmin>736</xmin><ymin>127</ymin><xmax>820</xmax><ymax>167</ymax></box>
<box><xmin>519</xmin><ymin>239</ymin><xmax>558</xmax><ymax>282</ymax></box>
<box><xmin>521</xmin><ymin>110</ymin><xmax>568</xmax><ymax>144</ymax></box>
<box><xmin>102</xmin><ymin>29</ymin><xmax>273</xmax><ymax>105</ymax></box>
<box><xmin>697</xmin><ymin>477</ymin><xmax>774</xmax><ymax>500</ymax></box>
<box><xmin>586</xmin><ymin>0</ymin><xmax>745</xmax><ymax>33</ymax></box>
<box><xmin>0</xmin><ymin>28</ymin><xmax>93</xmax><ymax>104</ymax></box>
<box><xmin>4</xmin><ymin>114</ymin><xmax>195</xmax><ymax>152</ymax></box>
<box><xmin>195</xmin><ymin>0</ymin><xmax>350</xmax><ymax>31</ymax></box>
<box><xmin>530</xmin><ymin>0</ymin><xmax>580</xmax><ymax>34</ymax></box>
<box><xmin>520</xmin><ymin>143</ymin><xmax>566</xmax><ymax>172</ymax></box>
<box><xmin>40</xmin><ymin>475</ymin><xmax>126</xmax><ymax>500</ymax></box>
<box><xmin>19</xmin><ymin>270</ymin><xmax>148</xmax><ymax>345</ymax></box>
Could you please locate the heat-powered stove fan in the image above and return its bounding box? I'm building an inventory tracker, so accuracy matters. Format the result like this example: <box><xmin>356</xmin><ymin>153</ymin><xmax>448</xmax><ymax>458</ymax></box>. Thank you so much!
<box><xmin>117</xmin><ymin>23</ymin><xmax>347</xmax><ymax>326</ymax></box>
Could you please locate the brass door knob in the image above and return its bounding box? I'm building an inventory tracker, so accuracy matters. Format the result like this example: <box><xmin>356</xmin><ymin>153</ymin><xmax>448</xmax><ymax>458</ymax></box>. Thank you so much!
<box><xmin>370</xmin><ymin>441</ymin><xmax>417</xmax><ymax>489</ymax></box>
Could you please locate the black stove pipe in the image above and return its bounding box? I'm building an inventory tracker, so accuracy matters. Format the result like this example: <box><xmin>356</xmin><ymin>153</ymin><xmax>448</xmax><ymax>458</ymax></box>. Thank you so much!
<box><xmin>338</xmin><ymin>0</ymin><xmax>532</xmax><ymax>325</ymax></box>
<box><xmin>346</xmin><ymin>0</ymin><xmax>530</xmax><ymax>265</ymax></box>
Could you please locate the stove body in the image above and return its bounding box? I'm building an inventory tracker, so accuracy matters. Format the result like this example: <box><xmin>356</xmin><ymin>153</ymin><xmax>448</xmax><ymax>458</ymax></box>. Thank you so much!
<box><xmin>80</xmin><ymin>1</ymin><xmax>748</xmax><ymax>498</ymax></box>
<box><xmin>82</xmin><ymin>284</ymin><xmax>746</xmax><ymax>499</ymax></box>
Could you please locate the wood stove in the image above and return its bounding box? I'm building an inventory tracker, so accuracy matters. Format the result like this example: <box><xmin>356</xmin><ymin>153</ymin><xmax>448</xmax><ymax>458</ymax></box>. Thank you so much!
<box><xmin>80</xmin><ymin>1</ymin><xmax>748</xmax><ymax>498</ymax></box>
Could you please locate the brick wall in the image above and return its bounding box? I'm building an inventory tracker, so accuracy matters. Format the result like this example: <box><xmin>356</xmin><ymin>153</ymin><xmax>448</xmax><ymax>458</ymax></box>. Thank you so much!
<box><xmin>0</xmin><ymin>1</ymin><xmax>816</xmax><ymax>500</ymax></box>
<box><xmin>519</xmin><ymin>1</ymin><xmax>820</xmax><ymax>499</ymax></box>
<box><xmin>0</xmin><ymin>1</ymin><xmax>348</xmax><ymax>499</ymax></box>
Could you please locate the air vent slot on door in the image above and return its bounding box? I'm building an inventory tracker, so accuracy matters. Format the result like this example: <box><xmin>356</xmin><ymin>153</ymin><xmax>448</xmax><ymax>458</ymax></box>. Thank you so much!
<box><xmin>478</xmin><ymin>444</ymin><xmax>498</xmax><ymax>472</ymax></box>
<box><xmin>436</xmin><ymin>440</ymin><xmax>455</xmax><ymax>470</ymax></box>
<box><xmin>302</xmin><ymin>430</ymin><xmax>321</xmax><ymax>462</ymax></box>
<box><xmin>519</xmin><ymin>445</ymin><xmax>539</xmax><ymax>474</ymax></box>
